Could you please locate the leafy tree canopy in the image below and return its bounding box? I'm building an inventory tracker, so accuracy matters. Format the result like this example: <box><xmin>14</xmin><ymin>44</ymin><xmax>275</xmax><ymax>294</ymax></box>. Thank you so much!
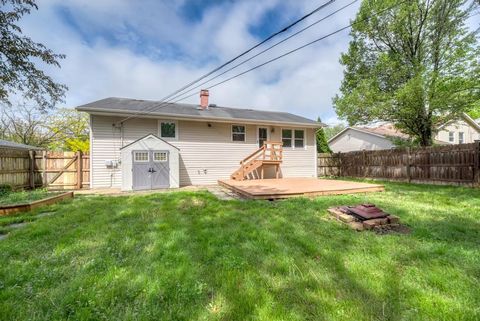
<box><xmin>0</xmin><ymin>105</ymin><xmax>89</xmax><ymax>152</ymax></box>
<box><xmin>0</xmin><ymin>0</ymin><xmax>67</xmax><ymax>109</ymax></box>
<box><xmin>334</xmin><ymin>0</ymin><xmax>480</xmax><ymax>146</ymax></box>
<box><xmin>316</xmin><ymin>117</ymin><xmax>332</xmax><ymax>153</ymax></box>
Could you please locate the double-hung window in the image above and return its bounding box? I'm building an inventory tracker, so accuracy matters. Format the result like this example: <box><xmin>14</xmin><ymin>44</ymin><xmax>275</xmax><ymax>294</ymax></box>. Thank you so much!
<box><xmin>448</xmin><ymin>132</ymin><xmax>454</xmax><ymax>143</ymax></box>
<box><xmin>458</xmin><ymin>132</ymin><xmax>464</xmax><ymax>144</ymax></box>
<box><xmin>159</xmin><ymin>120</ymin><xmax>177</xmax><ymax>139</ymax></box>
<box><xmin>294</xmin><ymin>130</ymin><xmax>304</xmax><ymax>148</ymax></box>
<box><xmin>282</xmin><ymin>129</ymin><xmax>305</xmax><ymax>149</ymax></box>
<box><xmin>232</xmin><ymin>125</ymin><xmax>246</xmax><ymax>142</ymax></box>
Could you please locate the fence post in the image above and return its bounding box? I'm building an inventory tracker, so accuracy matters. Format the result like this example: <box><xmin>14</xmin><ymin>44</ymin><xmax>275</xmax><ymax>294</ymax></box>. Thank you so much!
<box><xmin>362</xmin><ymin>149</ymin><xmax>367</xmax><ymax>177</ymax></box>
<box><xmin>29</xmin><ymin>150</ymin><xmax>35</xmax><ymax>189</ymax></box>
<box><xmin>474</xmin><ymin>140</ymin><xmax>480</xmax><ymax>187</ymax></box>
<box><xmin>76</xmin><ymin>150</ymin><xmax>83</xmax><ymax>189</ymax></box>
<box><xmin>406</xmin><ymin>147</ymin><xmax>412</xmax><ymax>183</ymax></box>
<box><xmin>42</xmin><ymin>151</ymin><xmax>47</xmax><ymax>187</ymax></box>
<box><xmin>338</xmin><ymin>152</ymin><xmax>342</xmax><ymax>177</ymax></box>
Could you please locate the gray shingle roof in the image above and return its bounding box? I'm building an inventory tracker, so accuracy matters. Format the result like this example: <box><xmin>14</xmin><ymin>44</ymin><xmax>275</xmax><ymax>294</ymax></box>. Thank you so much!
<box><xmin>76</xmin><ymin>97</ymin><xmax>322</xmax><ymax>127</ymax></box>
<box><xmin>0</xmin><ymin>139</ymin><xmax>43</xmax><ymax>150</ymax></box>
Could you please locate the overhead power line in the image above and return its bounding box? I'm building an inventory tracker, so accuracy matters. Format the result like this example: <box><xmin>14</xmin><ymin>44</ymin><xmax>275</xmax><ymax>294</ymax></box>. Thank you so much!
<box><xmin>125</xmin><ymin>0</ymin><xmax>406</xmax><ymax>119</ymax></box>
<box><xmin>119</xmin><ymin>0</ymin><xmax>338</xmax><ymax>123</ymax></box>
<box><xmin>144</xmin><ymin>0</ymin><xmax>360</xmax><ymax>111</ymax></box>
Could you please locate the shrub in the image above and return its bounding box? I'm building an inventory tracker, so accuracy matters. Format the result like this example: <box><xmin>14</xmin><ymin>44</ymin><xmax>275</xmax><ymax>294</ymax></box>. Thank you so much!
<box><xmin>0</xmin><ymin>184</ymin><xmax>13</xmax><ymax>197</ymax></box>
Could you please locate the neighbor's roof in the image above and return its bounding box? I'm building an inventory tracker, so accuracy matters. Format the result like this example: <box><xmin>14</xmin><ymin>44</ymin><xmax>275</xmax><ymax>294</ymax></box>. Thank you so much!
<box><xmin>327</xmin><ymin>124</ymin><xmax>408</xmax><ymax>144</ymax></box>
<box><xmin>354</xmin><ymin>124</ymin><xmax>409</xmax><ymax>139</ymax></box>
<box><xmin>328</xmin><ymin>125</ymin><xmax>450</xmax><ymax>145</ymax></box>
<box><xmin>76</xmin><ymin>97</ymin><xmax>322</xmax><ymax>127</ymax></box>
<box><xmin>0</xmin><ymin>139</ymin><xmax>43</xmax><ymax>151</ymax></box>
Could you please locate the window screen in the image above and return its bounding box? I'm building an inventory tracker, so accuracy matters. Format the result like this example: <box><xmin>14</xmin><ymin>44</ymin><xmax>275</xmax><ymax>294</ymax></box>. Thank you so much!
<box><xmin>232</xmin><ymin>125</ymin><xmax>246</xmax><ymax>142</ymax></box>
<box><xmin>282</xmin><ymin>129</ymin><xmax>292</xmax><ymax>148</ymax></box>
<box><xmin>294</xmin><ymin>130</ymin><xmax>304</xmax><ymax>148</ymax></box>
<box><xmin>161</xmin><ymin>122</ymin><xmax>176</xmax><ymax>138</ymax></box>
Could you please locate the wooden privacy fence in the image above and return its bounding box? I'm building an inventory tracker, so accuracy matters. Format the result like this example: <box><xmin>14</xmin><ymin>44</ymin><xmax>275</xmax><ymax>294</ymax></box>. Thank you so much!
<box><xmin>318</xmin><ymin>141</ymin><xmax>480</xmax><ymax>186</ymax></box>
<box><xmin>0</xmin><ymin>149</ymin><xmax>90</xmax><ymax>190</ymax></box>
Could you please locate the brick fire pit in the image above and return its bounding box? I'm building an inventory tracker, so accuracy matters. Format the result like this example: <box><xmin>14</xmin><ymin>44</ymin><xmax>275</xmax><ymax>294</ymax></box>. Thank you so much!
<box><xmin>328</xmin><ymin>204</ymin><xmax>408</xmax><ymax>233</ymax></box>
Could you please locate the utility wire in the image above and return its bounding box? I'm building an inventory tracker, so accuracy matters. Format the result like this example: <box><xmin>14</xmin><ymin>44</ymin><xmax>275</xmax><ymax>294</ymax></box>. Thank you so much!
<box><xmin>119</xmin><ymin>0</ymin><xmax>338</xmax><ymax>123</ymax></box>
<box><xmin>128</xmin><ymin>0</ymin><xmax>407</xmax><ymax>117</ymax></box>
<box><xmin>136</xmin><ymin>0</ymin><xmax>360</xmax><ymax>115</ymax></box>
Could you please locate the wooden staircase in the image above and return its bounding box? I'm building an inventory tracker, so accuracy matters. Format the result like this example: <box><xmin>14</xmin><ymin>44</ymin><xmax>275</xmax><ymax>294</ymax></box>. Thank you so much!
<box><xmin>231</xmin><ymin>141</ymin><xmax>283</xmax><ymax>181</ymax></box>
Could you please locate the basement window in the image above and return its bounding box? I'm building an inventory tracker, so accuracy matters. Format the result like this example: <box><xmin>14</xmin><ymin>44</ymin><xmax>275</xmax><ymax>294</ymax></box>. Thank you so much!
<box><xmin>232</xmin><ymin>125</ymin><xmax>246</xmax><ymax>142</ymax></box>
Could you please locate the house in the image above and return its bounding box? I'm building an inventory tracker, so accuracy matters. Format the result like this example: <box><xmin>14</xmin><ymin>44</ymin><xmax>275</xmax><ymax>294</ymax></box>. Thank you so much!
<box><xmin>76</xmin><ymin>90</ymin><xmax>322</xmax><ymax>191</ymax></box>
<box><xmin>436</xmin><ymin>113</ymin><xmax>480</xmax><ymax>144</ymax></box>
<box><xmin>0</xmin><ymin>139</ymin><xmax>43</xmax><ymax>151</ymax></box>
<box><xmin>328</xmin><ymin>114</ymin><xmax>480</xmax><ymax>153</ymax></box>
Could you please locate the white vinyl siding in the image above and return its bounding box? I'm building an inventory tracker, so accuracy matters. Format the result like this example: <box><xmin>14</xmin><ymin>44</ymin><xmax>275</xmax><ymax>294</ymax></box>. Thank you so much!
<box><xmin>90</xmin><ymin>115</ymin><xmax>318</xmax><ymax>187</ymax></box>
<box><xmin>90</xmin><ymin>116</ymin><xmax>158</xmax><ymax>188</ymax></box>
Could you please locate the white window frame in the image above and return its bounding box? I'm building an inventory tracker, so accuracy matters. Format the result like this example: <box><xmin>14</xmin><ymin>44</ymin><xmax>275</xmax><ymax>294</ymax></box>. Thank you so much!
<box><xmin>281</xmin><ymin>128</ymin><xmax>306</xmax><ymax>150</ymax></box>
<box><xmin>458</xmin><ymin>132</ymin><xmax>464</xmax><ymax>144</ymax></box>
<box><xmin>448</xmin><ymin>131</ymin><xmax>455</xmax><ymax>143</ymax></box>
<box><xmin>294</xmin><ymin>129</ymin><xmax>305</xmax><ymax>149</ymax></box>
<box><xmin>231</xmin><ymin>124</ymin><xmax>246</xmax><ymax>142</ymax></box>
<box><xmin>134</xmin><ymin>151</ymin><xmax>149</xmax><ymax>163</ymax></box>
<box><xmin>256</xmin><ymin>126</ymin><xmax>270</xmax><ymax>147</ymax></box>
<box><xmin>158</xmin><ymin>120</ymin><xmax>178</xmax><ymax>140</ymax></box>
<box><xmin>153</xmin><ymin>152</ymin><xmax>168</xmax><ymax>162</ymax></box>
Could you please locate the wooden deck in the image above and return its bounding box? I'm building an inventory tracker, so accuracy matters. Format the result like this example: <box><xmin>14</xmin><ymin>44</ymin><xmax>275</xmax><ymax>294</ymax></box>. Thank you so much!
<box><xmin>218</xmin><ymin>178</ymin><xmax>385</xmax><ymax>200</ymax></box>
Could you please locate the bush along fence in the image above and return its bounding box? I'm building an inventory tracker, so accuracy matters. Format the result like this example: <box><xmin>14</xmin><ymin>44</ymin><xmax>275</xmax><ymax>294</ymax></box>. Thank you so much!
<box><xmin>318</xmin><ymin>141</ymin><xmax>480</xmax><ymax>187</ymax></box>
<box><xmin>0</xmin><ymin>149</ymin><xmax>90</xmax><ymax>190</ymax></box>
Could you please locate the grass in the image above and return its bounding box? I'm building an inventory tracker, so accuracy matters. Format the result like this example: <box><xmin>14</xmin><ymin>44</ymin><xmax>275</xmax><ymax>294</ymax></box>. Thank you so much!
<box><xmin>0</xmin><ymin>181</ymin><xmax>479</xmax><ymax>321</ymax></box>
<box><xmin>0</xmin><ymin>188</ymin><xmax>59</xmax><ymax>206</ymax></box>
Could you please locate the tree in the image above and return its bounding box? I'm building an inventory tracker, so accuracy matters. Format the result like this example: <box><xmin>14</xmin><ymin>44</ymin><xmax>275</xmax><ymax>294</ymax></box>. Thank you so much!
<box><xmin>316</xmin><ymin>117</ymin><xmax>332</xmax><ymax>153</ymax></box>
<box><xmin>0</xmin><ymin>104</ymin><xmax>89</xmax><ymax>151</ymax></box>
<box><xmin>323</xmin><ymin>124</ymin><xmax>346</xmax><ymax>141</ymax></box>
<box><xmin>0</xmin><ymin>0</ymin><xmax>67</xmax><ymax>109</ymax></box>
<box><xmin>48</xmin><ymin>109</ymin><xmax>89</xmax><ymax>152</ymax></box>
<box><xmin>334</xmin><ymin>0</ymin><xmax>480</xmax><ymax>146</ymax></box>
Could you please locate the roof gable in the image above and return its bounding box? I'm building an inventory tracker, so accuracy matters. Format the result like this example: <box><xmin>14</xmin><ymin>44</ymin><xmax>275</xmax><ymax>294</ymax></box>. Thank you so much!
<box><xmin>120</xmin><ymin>134</ymin><xmax>180</xmax><ymax>150</ymax></box>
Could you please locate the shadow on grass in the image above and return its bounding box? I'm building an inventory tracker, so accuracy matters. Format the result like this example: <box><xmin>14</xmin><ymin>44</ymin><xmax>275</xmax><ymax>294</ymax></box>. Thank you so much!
<box><xmin>0</xmin><ymin>186</ymin><xmax>479</xmax><ymax>320</ymax></box>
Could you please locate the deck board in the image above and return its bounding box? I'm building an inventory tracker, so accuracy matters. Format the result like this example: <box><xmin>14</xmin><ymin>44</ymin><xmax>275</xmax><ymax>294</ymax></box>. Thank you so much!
<box><xmin>218</xmin><ymin>178</ymin><xmax>384</xmax><ymax>199</ymax></box>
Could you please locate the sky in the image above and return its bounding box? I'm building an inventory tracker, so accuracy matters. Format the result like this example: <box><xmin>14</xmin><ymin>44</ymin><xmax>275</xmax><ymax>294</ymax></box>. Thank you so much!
<box><xmin>18</xmin><ymin>0</ymin><xmax>480</xmax><ymax>125</ymax></box>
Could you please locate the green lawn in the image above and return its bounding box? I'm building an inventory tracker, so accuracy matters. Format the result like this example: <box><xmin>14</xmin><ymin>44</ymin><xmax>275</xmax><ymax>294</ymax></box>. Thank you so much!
<box><xmin>0</xmin><ymin>181</ymin><xmax>479</xmax><ymax>321</ymax></box>
<box><xmin>0</xmin><ymin>188</ymin><xmax>58</xmax><ymax>206</ymax></box>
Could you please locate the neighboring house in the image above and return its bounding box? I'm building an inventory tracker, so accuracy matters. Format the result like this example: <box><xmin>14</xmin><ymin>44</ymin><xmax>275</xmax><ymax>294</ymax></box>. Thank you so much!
<box><xmin>436</xmin><ymin>113</ymin><xmax>480</xmax><ymax>144</ymax></box>
<box><xmin>328</xmin><ymin>113</ymin><xmax>480</xmax><ymax>153</ymax></box>
<box><xmin>0</xmin><ymin>139</ymin><xmax>43</xmax><ymax>151</ymax></box>
<box><xmin>76</xmin><ymin>90</ymin><xmax>321</xmax><ymax>190</ymax></box>
<box><xmin>328</xmin><ymin>124</ymin><xmax>403</xmax><ymax>153</ymax></box>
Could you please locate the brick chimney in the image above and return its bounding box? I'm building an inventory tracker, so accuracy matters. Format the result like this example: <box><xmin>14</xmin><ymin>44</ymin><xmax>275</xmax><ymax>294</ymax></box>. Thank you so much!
<box><xmin>200</xmin><ymin>89</ymin><xmax>209</xmax><ymax>110</ymax></box>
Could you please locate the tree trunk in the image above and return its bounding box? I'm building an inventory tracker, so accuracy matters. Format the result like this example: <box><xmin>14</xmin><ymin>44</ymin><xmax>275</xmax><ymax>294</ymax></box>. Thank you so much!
<box><xmin>419</xmin><ymin>126</ymin><xmax>433</xmax><ymax>146</ymax></box>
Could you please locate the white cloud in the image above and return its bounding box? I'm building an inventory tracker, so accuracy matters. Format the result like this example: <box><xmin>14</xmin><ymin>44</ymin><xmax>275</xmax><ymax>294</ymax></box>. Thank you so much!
<box><xmin>20</xmin><ymin>0</ymin><xmax>361</xmax><ymax>123</ymax></box>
